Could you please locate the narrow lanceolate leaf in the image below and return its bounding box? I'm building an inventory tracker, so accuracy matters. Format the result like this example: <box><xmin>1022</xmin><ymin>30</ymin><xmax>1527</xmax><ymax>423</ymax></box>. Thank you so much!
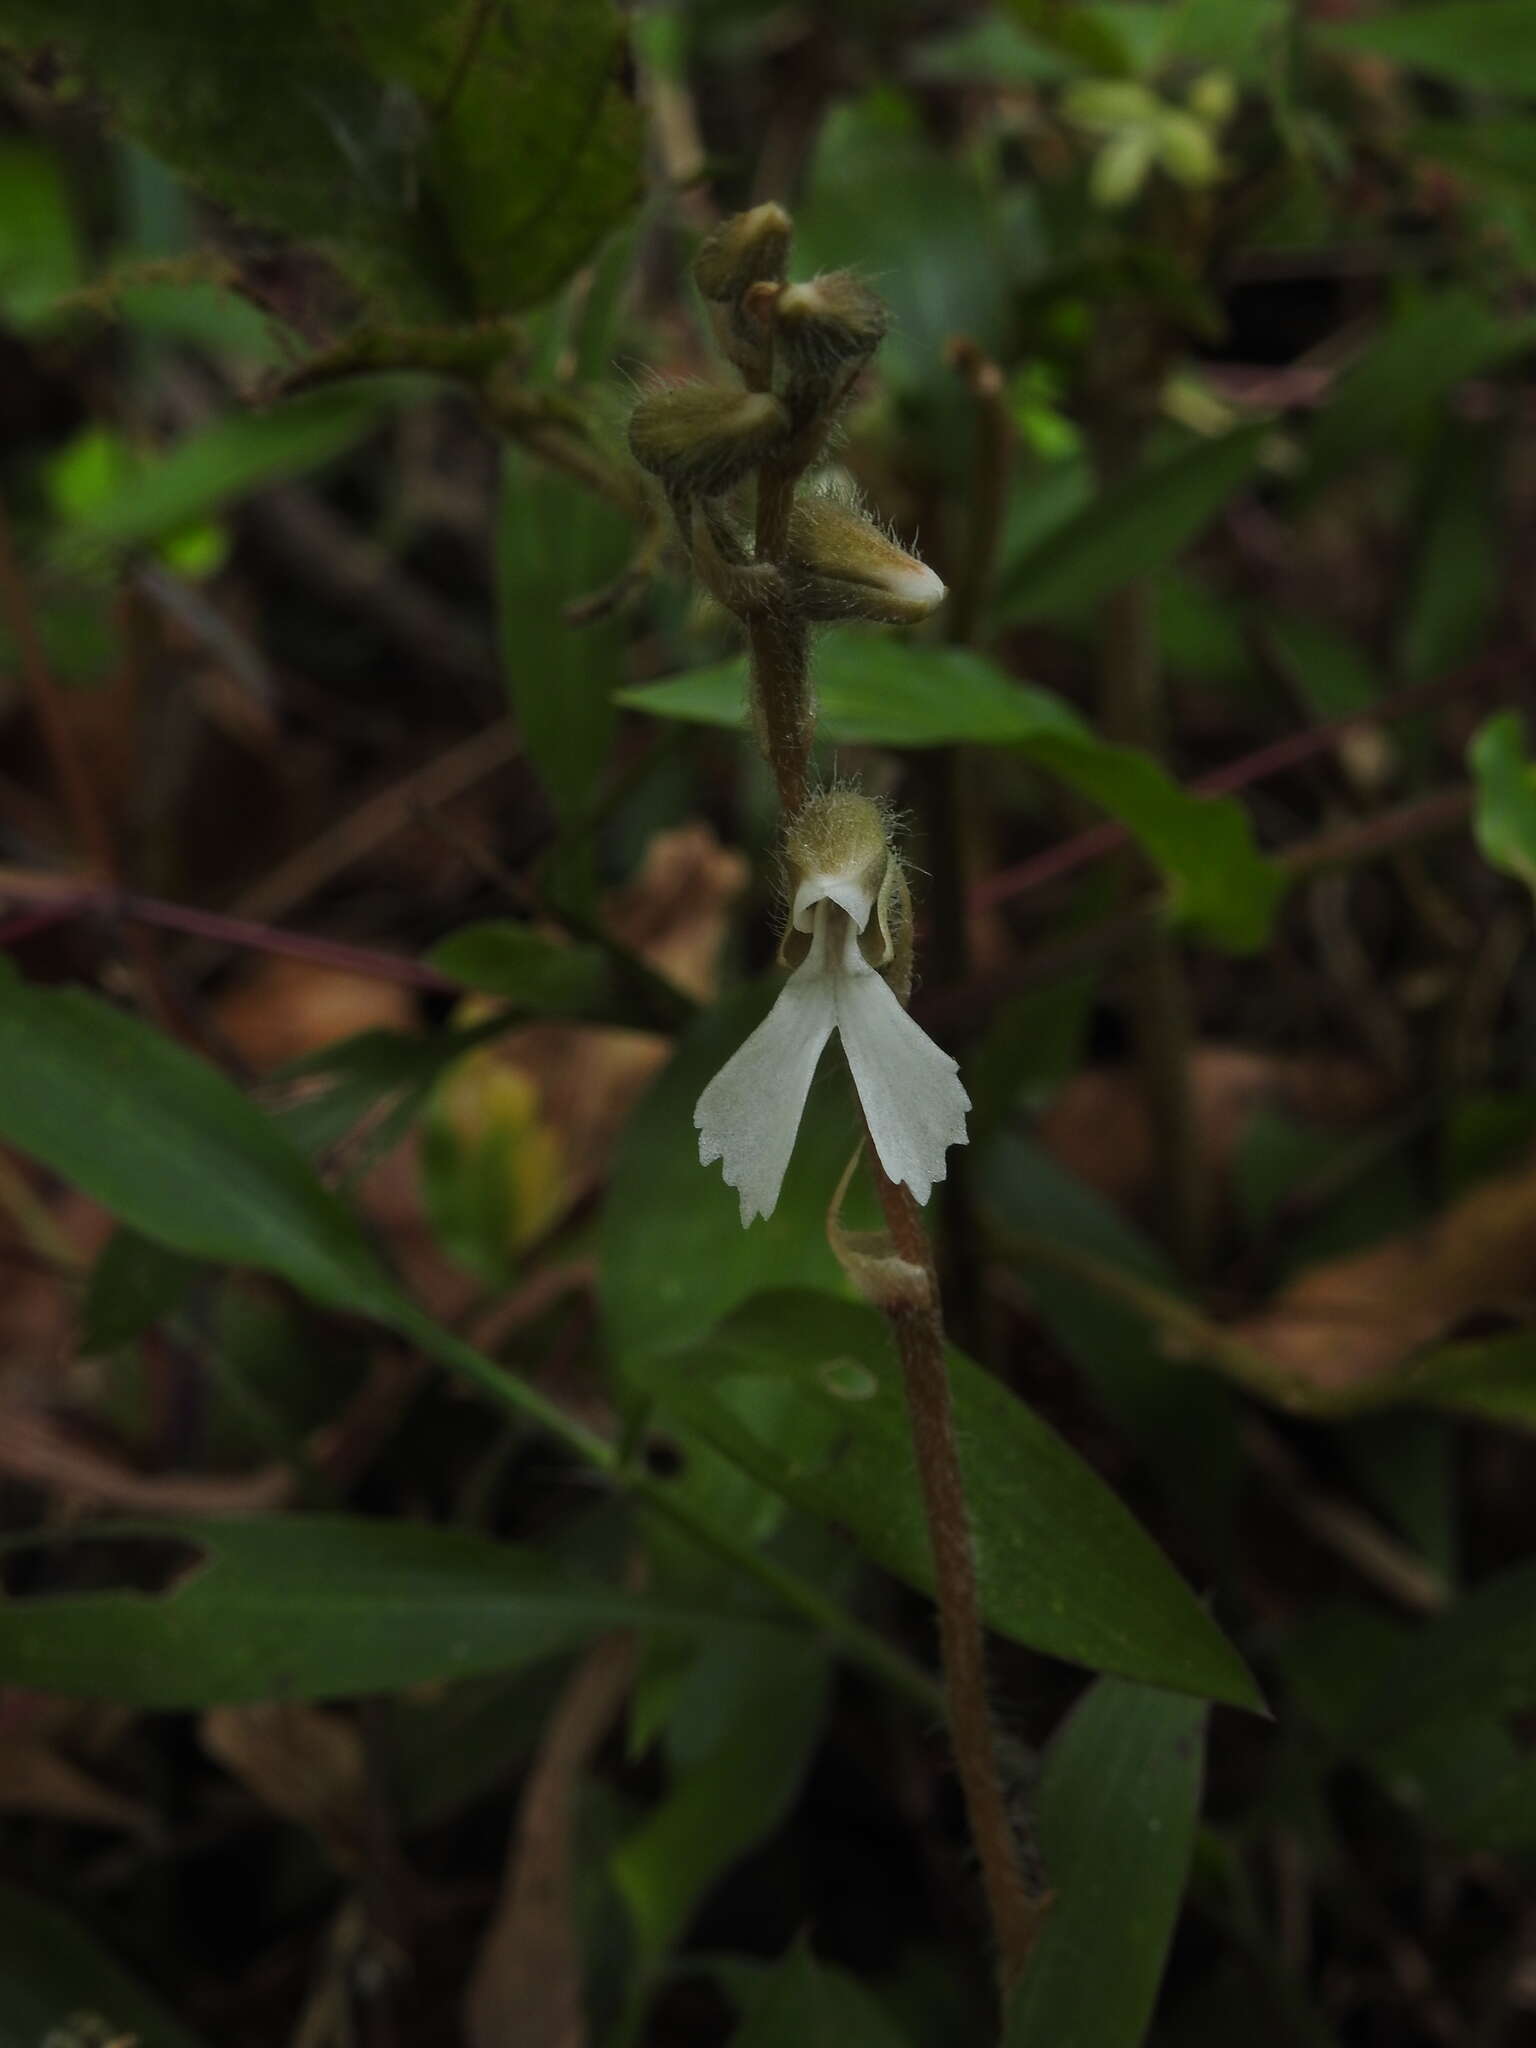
<box><xmin>1347</xmin><ymin>1555</ymin><xmax>1536</xmax><ymax>1754</ymax></box>
<box><xmin>723</xmin><ymin>1939</ymin><xmax>911</xmax><ymax>2048</ymax></box>
<box><xmin>612</xmin><ymin>1635</ymin><xmax>831</xmax><ymax>1960</ymax></box>
<box><xmin>500</xmin><ymin>446</ymin><xmax>634</xmax><ymax>908</ymax></box>
<box><xmin>617</xmin><ymin>632</ymin><xmax>1085</xmax><ymax>750</ymax></box>
<box><xmin>1024</xmin><ymin>729</ymin><xmax>1284</xmax><ymax>953</ymax></box>
<box><xmin>1306</xmin><ymin>294</ymin><xmax>1536</xmax><ymax>484</ymax></box>
<box><xmin>648</xmin><ymin>1292</ymin><xmax>1263</xmax><ymax>1709</ymax></box>
<box><xmin>993</xmin><ymin>426</ymin><xmax>1268</xmax><ymax>625</ymax></box>
<box><xmin>428</xmin><ymin>920</ymin><xmax>614</xmax><ymax>1014</ymax></box>
<box><xmin>619</xmin><ymin>636</ymin><xmax>1282</xmax><ymax>951</ymax></box>
<box><xmin>0</xmin><ymin>1517</ymin><xmax>790</xmax><ymax>1706</ymax></box>
<box><xmin>1469</xmin><ymin>710</ymin><xmax>1536</xmax><ymax>897</ymax></box>
<box><xmin>1319</xmin><ymin>2</ymin><xmax>1536</xmax><ymax>97</ymax></box>
<box><xmin>0</xmin><ymin>970</ymin><xmax>410</xmax><ymax>1313</ymax></box>
<box><xmin>1005</xmin><ymin>1679</ymin><xmax>1207</xmax><ymax>2048</ymax></box>
<box><xmin>0</xmin><ymin>1884</ymin><xmax>208</xmax><ymax>2048</ymax></box>
<box><xmin>0</xmin><ymin>0</ymin><xmax>643</xmax><ymax>317</ymax></box>
<box><xmin>0</xmin><ymin>974</ymin><xmax>398</xmax><ymax>1318</ymax></box>
<box><xmin>55</xmin><ymin>382</ymin><xmax>417</xmax><ymax>559</ymax></box>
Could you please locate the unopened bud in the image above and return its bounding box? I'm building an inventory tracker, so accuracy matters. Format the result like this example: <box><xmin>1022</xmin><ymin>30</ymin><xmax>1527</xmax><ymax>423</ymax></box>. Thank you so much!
<box><xmin>693</xmin><ymin>203</ymin><xmax>793</xmax><ymax>303</ymax></box>
<box><xmin>628</xmin><ymin>384</ymin><xmax>790</xmax><ymax>496</ymax></box>
<box><xmin>775</xmin><ymin>273</ymin><xmax>889</xmax><ymax>379</ymax></box>
<box><xmin>785</xmin><ymin>494</ymin><xmax>945</xmax><ymax>625</ymax></box>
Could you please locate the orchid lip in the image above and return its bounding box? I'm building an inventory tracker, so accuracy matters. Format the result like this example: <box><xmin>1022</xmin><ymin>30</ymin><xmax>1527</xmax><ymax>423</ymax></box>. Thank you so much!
<box><xmin>695</xmin><ymin>898</ymin><xmax>970</xmax><ymax>1226</ymax></box>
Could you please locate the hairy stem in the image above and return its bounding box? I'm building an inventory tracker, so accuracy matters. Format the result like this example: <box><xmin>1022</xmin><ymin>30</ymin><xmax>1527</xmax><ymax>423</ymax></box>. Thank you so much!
<box><xmin>874</xmin><ymin>1167</ymin><xmax>1045</xmax><ymax>1991</ymax></box>
<box><xmin>749</xmin><ymin>458</ymin><xmax>814</xmax><ymax>813</ymax></box>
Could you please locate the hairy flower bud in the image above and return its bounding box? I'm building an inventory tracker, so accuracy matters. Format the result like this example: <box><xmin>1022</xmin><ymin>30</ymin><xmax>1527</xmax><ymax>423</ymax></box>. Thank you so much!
<box><xmin>784</xmin><ymin>495</ymin><xmax>945</xmax><ymax>625</ymax></box>
<box><xmin>693</xmin><ymin>203</ymin><xmax>794</xmax><ymax>304</ymax></box>
<box><xmin>628</xmin><ymin>384</ymin><xmax>790</xmax><ymax>497</ymax></box>
<box><xmin>775</xmin><ymin>273</ymin><xmax>890</xmax><ymax>378</ymax></box>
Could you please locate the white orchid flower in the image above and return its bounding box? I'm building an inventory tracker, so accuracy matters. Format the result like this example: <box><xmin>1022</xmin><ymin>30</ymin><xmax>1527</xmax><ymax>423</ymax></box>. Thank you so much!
<box><xmin>695</xmin><ymin>792</ymin><xmax>970</xmax><ymax>1226</ymax></box>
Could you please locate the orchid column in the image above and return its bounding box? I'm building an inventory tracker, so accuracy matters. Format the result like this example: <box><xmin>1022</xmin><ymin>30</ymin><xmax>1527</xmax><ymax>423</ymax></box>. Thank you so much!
<box><xmin>630</xmin><ymin>205</ymin><xmax>1045</xmax><ymax>1992</ymax></box>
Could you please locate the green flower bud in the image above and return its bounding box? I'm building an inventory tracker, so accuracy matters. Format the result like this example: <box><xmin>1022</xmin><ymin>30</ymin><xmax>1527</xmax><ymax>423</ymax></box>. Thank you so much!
<box><xmin>693</xmin><ymin>203</ymin><xmax>793</xmax><ymax>303</ymax></box>
<box><xmin>784</xmin><ymin>494</ymin><xmax>945</xmax><ymax>625</ymax></box>
<box><xmin>628</xmin><ymin>384</ymin><xmax>790</xmax><ymax>497</ymax></box>
<box><xmin>774</xmin><ymin>272</ymin><xmax>890</xmax><ymax>379</ymax></box>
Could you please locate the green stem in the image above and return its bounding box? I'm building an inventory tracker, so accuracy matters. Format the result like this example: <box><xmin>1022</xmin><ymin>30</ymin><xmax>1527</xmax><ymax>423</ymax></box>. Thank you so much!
<box><xmin>392</xmin><ymin>1304</ymin><xmax>944</xmax><ymax>1715</ymax></box>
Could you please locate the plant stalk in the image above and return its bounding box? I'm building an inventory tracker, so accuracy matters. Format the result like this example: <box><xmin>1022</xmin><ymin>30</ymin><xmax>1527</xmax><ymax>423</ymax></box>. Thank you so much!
<box><xmin>873</xmin><ymin>1165</ymin><xmax>1045</xmax><ymax>1991</ymax></box>
<box><xmin>1101</xmin><ymin>570</ymin><xmax>1207</xmax><ymax>1275</ymax></box>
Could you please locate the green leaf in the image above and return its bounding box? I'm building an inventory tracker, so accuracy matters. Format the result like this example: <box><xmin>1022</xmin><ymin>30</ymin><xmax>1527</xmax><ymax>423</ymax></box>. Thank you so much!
<box><xmin>1410</xmin><ymin>118</ymin><xmax>1536</xmax><ymax>209</ymax></box>
<box><xmin>0</xmin><ymin>1884</ymin><xmax>207</xmax><ymax>2048</ymax></box>
<box><xmin>0</xmin><ymin>0</ymin><xmax>642</xmax><ymax>317</ymax></box>
<box><xmin>1410</xmin><ymin>427</ymin><xmax>1528</xmax><ymax>693</ymax></box>
<box><xmin>1469</xmin><ymin>709</ymin><xmax>1536</xmax><ymax>897</ymax></box>
<box><xmin>0</xmin><ymin>1515</ymin><xmax>789</xmax><ymax>1706</ymax></box>
<box><xmin>1025</xmin><ymin>730</ymin><xmax>1284</xmax><ymax>951</ymax></box>
<box><xmin>1320</xmin><ymin>2</ymin><xmax>1536</xmax><ymax>96</ymax></box>
<box><xmin>723</xmin><ymin>1940</ymin><xmax>912</xmax><ymax>2048</ymax></box>
<box><xmin>1306</xmin><ymin>293</ymin><xmax>1535</xmax><ymax>484</ymax></box>
<box><xmin>600</xmin><ymin>982</ymin><xmax>856</xmax><ymax>1368</ymax></box>
<box><xmin>911</xmin><ymin>17</ymin><xmax>1082</xmax><ymax>85</ymax></box>
<box><xmin>620</xmin><ymin>637</ymin><xmax>1282</xmax><ymax>950</ymax></box>
<box><xmin>270</xmin><ymin>1020</ymin><xmax>507</xmax><ymax>1164</ymax></box>
<box><xmin>1006</xmin><ymin>1678</ymin><xmax>1206</xmax><ymax>2048</ymax></box>
<box><xmin>1349</xmin><ymin>1556</ymin><xmax>1536</xmax><ymax>1753</ymax></box>
<box><xmin>1261</xmin><ymin>612</ymin><xmax>1381</xmax><ymax>721</ymax></box>
<box><xmin>0</xmin><ymin>975</ymin><xmax>398</xmax><ymax>1319</ymax></box>
<box><xmin>613</xmin><ymin>1633</ymin><xmax>831</xmax><ymax>1960</ymax></box>
<box><xmin>80</xmin><ymin>1227</ymin><xmax>202</xmax><ymax>1352</ymax></box>
<box><xmin>976</xmin><ymin>1133</ymin><xmax>1241</xmax><ymax>1547</ymax></box>
<box><xmin>499</xmin><ymin>445</ymin><xmax>633</xmax><ymax>905</ymax></box>
<box><xmin>618</xmin><ymin>633</ymin><xmax>1085</xmax><ymax>750</ymax></box>
<box><xmin>55</xmin><ymin>383</ymin><xmax>412</xmax><ymax>559</ymax></box>
<box><xmin>651</xmin><ymin>1292</ymin><xmax>1263</xmax><ymax>1708</ymax></box>
<box><xmin>1399</xmin><ymin>1328</ymin><xmax>1536</xmax><ymax>1432</ymax></box>
<box><xmin>796</xmin><ymin>93</ymin><xmax>1013</xmax><ymax>393</ymax></box>
<box><xmin>428</xmin><ymin>920</ymin><xmax>613</xmax><ymax>1012</ymax></box>
<box><xmin>0</xmin><ymin>138</ymin><xmax>83</xmax><ymax>331</ymax></box>
<box><xmin>994</xmin><ymin>428</ymin><xmax>1268</xmax><ymax>625</ymax></box>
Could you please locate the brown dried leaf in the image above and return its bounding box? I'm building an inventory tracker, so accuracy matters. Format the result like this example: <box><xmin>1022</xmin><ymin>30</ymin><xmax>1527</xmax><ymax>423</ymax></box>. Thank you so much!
<box><xmin>1041</xmin><ymin>1047</ymin><xmax>1387</xmax><ymax>1208</ymax></box>
<box><xmin>1232</xmin><ymin>1150</ymin><xmax>1536</xmax><ymax>1394</ymax></box>
<box><xmin>0</xmin><ymin>1735</ymin><xmax>152</xmax><ymax>1835</ymax></box>
<box><xmin>0</xmin><ymin>1408</ymin><xmax>292</xmax><ymax>1514</ymax></box>
<box><xmin>465</xmin><ymin>1634</ymin><xmax>633</xmax><ymax>2048</ymax></box>
<box><xmin>201</xmin><ymin>1702</ymin><xmax>370</xmax><ymax>1873</ymax></box>
<box><xmin>214</xmin><ymin>958</ymin><xmax>415</xmax><ymax>1074</ymax></box>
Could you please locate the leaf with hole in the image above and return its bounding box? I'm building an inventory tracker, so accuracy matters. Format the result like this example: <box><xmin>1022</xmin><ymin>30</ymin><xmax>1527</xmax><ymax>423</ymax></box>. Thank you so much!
<box><xmin>0</xmin><ymin>1516</ymin><xmax>792</xmax><ymax>1706</ymax></box>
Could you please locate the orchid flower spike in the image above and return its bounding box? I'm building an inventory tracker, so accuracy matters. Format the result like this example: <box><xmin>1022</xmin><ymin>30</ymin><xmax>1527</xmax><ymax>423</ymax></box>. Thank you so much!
<box><xmin>696</xmin><ymin>790</ymin><xmax>970</xmax><ymax>1226</ymax></box>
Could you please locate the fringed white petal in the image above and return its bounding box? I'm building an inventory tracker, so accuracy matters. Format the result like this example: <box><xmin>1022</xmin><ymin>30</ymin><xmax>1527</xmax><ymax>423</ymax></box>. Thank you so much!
<box><xmin>694</xmin><ymin>967</ymin><xmax>837</xmax><ymax>1225</ymax></box>
<box><xmin>833</xmin><ymin>930</ymin><xmax>970</xmax><ymax>1204</ymax></box>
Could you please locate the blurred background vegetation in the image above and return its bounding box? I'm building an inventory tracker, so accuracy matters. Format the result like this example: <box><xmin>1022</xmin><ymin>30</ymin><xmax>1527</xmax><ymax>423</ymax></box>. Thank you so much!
<box><xmin>3</xmin><ymin>1</ymin><xmax>1536</xmax><ymax>2043</ymax></box>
